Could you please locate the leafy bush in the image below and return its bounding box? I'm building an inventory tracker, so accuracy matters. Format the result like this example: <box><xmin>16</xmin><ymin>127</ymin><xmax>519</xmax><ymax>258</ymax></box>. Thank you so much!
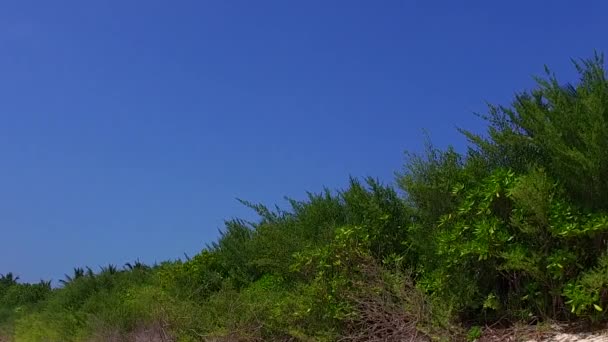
<box><xmin>2</xmin><ymin>53</ymin><xmax>608</xmax><ymax>341</ymax></box>
<box><xmin>421</xmin><ymin>168</ymin><xmax>608</xmax><ymax>321</ymax></box>
<box><xmin>463</xmin><ymin>53</ymin><xmax>608</xmax><ymax>210</ymax></box>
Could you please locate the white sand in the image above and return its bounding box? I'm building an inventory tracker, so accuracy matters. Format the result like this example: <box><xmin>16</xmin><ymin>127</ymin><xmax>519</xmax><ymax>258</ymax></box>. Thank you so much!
<box><xmin>528</xmin><ymin>332</ymin><xmax>608</xmax><ymax>342</ymax></box>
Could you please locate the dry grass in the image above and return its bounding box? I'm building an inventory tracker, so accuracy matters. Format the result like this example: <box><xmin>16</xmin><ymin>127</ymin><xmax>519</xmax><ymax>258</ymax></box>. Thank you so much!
<box><xmin>87</xmin><ymin>320</ymin><xmax>174</xmax><ymax>342</ymax></box>
<box><xmin>340</xmin><ymin>292</ymin><xmax>430</xmax><ymax>342</ymax></box>
<box><xmin>338</xmin><ymin>263</ymin><xmax>433</xmax><ymax>342</ymax></box>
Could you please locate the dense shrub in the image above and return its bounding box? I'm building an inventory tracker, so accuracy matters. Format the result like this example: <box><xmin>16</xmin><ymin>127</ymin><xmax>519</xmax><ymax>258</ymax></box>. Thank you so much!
<box><xmin>419</xmin><ymin>168</ymin><xmax>608</xmax><ymax>321</ymax></box>
<box><xmin>2</xmin><ymin>54</ymin><xmax>608</xmax><ymax>341</ymax></box>
<box><xmin>462</xmin><ymin>53</ymin><xmax>608</xmax><ymax>210</ymax></box>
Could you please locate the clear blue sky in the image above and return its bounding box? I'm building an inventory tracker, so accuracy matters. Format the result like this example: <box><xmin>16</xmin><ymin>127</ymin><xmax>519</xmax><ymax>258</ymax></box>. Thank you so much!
<box><xmin>1</xmin><ymin>1</ymin><xmax>606</xmax><ymax>283</ymax></box>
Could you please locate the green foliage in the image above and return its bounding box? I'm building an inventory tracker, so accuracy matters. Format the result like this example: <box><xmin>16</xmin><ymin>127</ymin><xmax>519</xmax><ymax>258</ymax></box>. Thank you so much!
<box><xmin>2</xmin><ymin>53</ymin><xmax>608</xmax><ymax>341</ymax></box>
<box><xmin>398</xmin><ymin>142</ymin><xmax>468</xmax><ymax>224</ymax></box>
<box><xmin>185</xmin><ymin>276</ymin><xmax>329</xmax><ymax>341</ymax></box>
<box><xmin>0</xmin><ymin>273</ymin><xmax>19</xmax><ymax>290</ymax></box>
<box><xmin>563</xmin><ymin>254</ymin><xmax>608</xmax><ymax>321</ymax></box>
<box><xmin>0</xmin><ymin>281</ymin><xmax>51</xmax><ymax>309</ymax></box>
<box><xmin>292</xmin><ymin>225</ymin><xmax>373</xmax><ymax>323</ymax></box>
<box><xmin>463</xmin><ymin>53</ymin><xmax>608</xmax><ymax>210</ymax></box>
<box><xmin>467</xmin><ymin>326</ymin><xmax>482</xmax><ymax>341</ymax></box>
<box><xmin>397</xmin><ymin>141</ymin><xmax>488</xmax><ymax>274</ymax></box>
<box><xmin>157</xmin><ymin>251</ymin><xmax>224</xmax><ymax>301</ymax></box>
<box><xmin>342</xmin><ymin>177</ymin><xmax>414</xmax><ymax>262</ymax></box>
<box><xmin>423</xmin><ymin>167</ymin><xmax>608</xmax><ymax>321</ymax></box>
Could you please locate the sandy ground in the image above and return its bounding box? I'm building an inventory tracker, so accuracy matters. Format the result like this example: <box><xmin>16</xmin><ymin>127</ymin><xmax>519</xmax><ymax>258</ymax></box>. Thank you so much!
<box><xmin>478</xmin><ymin>323</ymin><xmax>608</xmax><ymax>342</ymax></box>
<box><xmin>527</xmin><ymin>332</ymin><xmax>608</xmax><ymax>342</ymax></box>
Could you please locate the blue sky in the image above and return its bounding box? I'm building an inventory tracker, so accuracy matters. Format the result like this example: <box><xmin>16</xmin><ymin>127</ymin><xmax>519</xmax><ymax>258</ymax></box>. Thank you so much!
<box><xmin>1</xmin><ymin>1</ymin><xmax>606</xmax><ymax>283</ymax></box>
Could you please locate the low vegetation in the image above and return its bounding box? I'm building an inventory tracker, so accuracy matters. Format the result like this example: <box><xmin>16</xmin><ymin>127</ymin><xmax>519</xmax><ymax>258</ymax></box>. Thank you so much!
<box><xmin>2</xmin><ymin>53</ymin><xmax>608</xmax><ymax>341</ymax></box>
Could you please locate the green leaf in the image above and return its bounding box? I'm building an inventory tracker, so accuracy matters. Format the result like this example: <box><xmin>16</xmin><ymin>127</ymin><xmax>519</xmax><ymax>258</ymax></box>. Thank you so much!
<box><xmin>594</xmin><ymin>304</ymin><xmax>603</xmax><ymax>312</ymax></box>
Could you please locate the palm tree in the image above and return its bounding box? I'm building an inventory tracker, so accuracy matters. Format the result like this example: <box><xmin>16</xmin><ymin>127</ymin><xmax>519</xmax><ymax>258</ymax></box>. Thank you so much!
<box><xmin>38</xmin><ymin>279</ymin><xmax>52</xmax><ymax>290</ymax></box>
<box><xmin>124</xmin><ymin>259</ymin><xmax>150</xmax><ymax>271</ymax></box>
<box><xmin>59</xmin><ymin>267</ymin><xmax>85</xmax><ymax>286</ymax></box>
<box><xmin>100</xmin><ymin>264</ymin><xmax>118</xmax><ymax>275</ymax></box>
<box><xmin>0</xmin><ymin>272</ymin><xmax>19</xmax><ymax>287</ymax></box>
